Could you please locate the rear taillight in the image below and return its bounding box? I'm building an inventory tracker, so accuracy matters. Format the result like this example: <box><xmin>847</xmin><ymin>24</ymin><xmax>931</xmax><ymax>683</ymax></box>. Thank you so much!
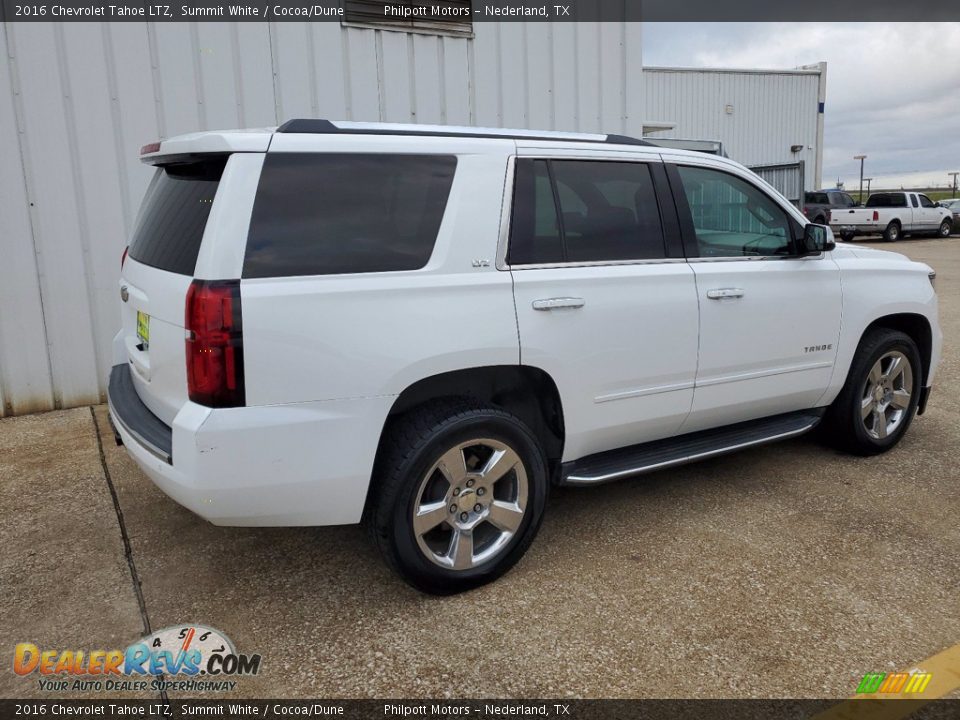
<box><xmin>140</xmin><ymin>141</ymin><xmax>161</xmax><ymax>156</ymax></box>
<box><xmin>185</xmin><ymin>280</ymin><xmax>245</xmax><ymax>408</ymax></box>
<box><xmin>826</xmin><ymin>210</ymin><xmax>832</xmax><ymax>223</ymax></box>
<box><xmin>873</xmin><ymin>211</ymin><xmax>879</xmax><ymax>221</ymax></box>
<box><xmin>121</xmin><ymin>245</ymin><xmax>129</xmax><ymax>269</ymax></box>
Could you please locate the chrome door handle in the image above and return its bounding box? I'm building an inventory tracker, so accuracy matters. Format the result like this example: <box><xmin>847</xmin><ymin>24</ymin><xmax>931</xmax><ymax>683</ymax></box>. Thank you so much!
<box><xmin>532</xmin><ymin>297</ymin><xmax>585</xmax><ymax>311</ymax></box>
<box><xmin>706</xmin><ymin>288</ymin><xmax>744</xmax><ymax>300</ymax></box>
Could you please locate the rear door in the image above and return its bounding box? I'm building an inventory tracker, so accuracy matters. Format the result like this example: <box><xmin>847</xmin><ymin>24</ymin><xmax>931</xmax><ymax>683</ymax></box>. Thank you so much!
<box><xmin>508</xmin><ymin>152</ymin><xmax>700</xmax><ymax>461</ymax></box>
<box><xmin>666</xmin><ymin>160</ymin><xmax>842</xmax><ymax>432</ymax></box>
<box><xmin>120</xmin><ymin>157</ymin><xmax>226</xmax><ymax>424</ymax></box>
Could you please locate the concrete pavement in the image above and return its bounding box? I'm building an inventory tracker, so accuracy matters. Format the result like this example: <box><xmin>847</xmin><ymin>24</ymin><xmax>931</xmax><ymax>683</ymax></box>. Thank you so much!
<box><xmin>2</xmin><ymin>237</ymin><xmax>958</xmax><ymax>700</ymax></box>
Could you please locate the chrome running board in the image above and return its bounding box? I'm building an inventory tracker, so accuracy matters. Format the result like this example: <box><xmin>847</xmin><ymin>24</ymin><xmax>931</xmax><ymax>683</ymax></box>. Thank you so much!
<box><xmin>561</xmin><ymin>409</ymin><xmax>825</xmax><ymax>486</ymax></box>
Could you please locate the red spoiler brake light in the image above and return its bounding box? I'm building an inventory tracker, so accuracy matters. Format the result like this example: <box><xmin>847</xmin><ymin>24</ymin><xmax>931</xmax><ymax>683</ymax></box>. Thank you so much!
<box><xmin>140</xmin><ymin>141</ymin><xmax>161</xmax><ymax>156</ymax></box>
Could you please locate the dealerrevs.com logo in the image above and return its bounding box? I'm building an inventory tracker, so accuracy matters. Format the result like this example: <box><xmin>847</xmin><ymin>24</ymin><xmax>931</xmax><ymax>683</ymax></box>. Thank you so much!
<box><xmin>13</xmin><ymin>625</ymin><xmax>261</xmax><ymax>693</ymax></box>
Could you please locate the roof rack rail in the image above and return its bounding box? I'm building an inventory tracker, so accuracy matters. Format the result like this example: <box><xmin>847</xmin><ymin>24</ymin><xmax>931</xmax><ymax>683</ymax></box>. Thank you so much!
<box><xmin>275</xmin><ymin>119</ymin><xmax>652</xmax><ymax>146</ymax></box>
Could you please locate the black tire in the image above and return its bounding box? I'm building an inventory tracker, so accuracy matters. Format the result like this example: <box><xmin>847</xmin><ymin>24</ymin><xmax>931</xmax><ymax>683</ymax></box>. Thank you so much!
<box><xmin>882</xmin><ymin>222</ymin><xmax>901</xmax><ymax>242</ymax></box>
<box><xmin>840</xmin><ymin>231</ymin><xmax>856</xmax><ymax>242</ymax></box>
<box><xmin>938</xmin><ymin>219</ymin><xmax>952</xmax><ymax>238</ymax></box>
<box><xmin>813</xmin><ymin>214</ymin><xmax>826</xmax><ymax>225</ymax></box>
<box><xmin>367</xmin><ymin>398</ymin><xmax>548</xmax><ymax>595</ymax></box>
<box><xmin>825</xmin><ymin>329</ymin><xmax>922</xmax><ymax>456</ymax></box>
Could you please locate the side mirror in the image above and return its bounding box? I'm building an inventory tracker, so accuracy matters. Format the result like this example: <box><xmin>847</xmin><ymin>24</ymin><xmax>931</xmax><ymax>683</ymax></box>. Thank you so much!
<box><xmin>802</xmin><ymin>223</ymin><xmax>836</xmax><ymax>254</ymax></box>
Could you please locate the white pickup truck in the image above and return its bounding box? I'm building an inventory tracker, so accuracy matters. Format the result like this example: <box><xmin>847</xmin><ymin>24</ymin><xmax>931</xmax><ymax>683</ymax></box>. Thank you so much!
<box><xmin>830</xmin><ymin>191</ymin><xmax>953</xmax><ymax>241</ymax></box>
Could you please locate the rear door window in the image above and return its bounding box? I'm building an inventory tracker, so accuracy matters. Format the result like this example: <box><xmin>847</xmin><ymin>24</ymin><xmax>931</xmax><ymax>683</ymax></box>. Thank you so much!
<box><xmin>243</xmin><ymin>153</ymin><xmax>457</xmax><ymax>278</ymax></box>
<box><xmin>128</xmin><ymin>158</ymin><xmax>225</xmax><ymax>276</ymax></box>
<box><xmin>508</xmin><ymin>159</ymin><xmax>666</xmax><ymax>265</ymax></box>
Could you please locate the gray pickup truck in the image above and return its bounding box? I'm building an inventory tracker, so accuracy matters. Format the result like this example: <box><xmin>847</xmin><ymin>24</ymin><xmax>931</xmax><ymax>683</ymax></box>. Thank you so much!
<box><xmin>803</xmin><ymin>189</ymin><xmax>858</xmax><ymax>228</ymax></box>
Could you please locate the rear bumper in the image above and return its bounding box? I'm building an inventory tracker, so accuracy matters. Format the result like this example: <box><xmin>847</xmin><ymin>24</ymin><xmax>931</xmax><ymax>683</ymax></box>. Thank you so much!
<box><xmin>831</xmin><ymin>224</ymin><xmax>876</xmax><ymax>234</ymax></box>
<box><xmin>107</xmin><ymin>364</ymin><xmax>173</xmax><ymax>464</ymax></box>
<box><xmin>107</xmin><ymin>363</ymin><xmax>394</xmax><ymax>527</ymax></box>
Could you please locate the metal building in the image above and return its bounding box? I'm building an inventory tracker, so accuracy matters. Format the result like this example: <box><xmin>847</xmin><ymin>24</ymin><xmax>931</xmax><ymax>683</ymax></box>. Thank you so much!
<box><xmin>0</xmin><ymin>20</ymin><xmax>825</xmax><ymax>417</ymax></box>
<box><xmin>643</xmin><ymin>64</ymin><xmax>827</xmax><ymax>205</ymax></box>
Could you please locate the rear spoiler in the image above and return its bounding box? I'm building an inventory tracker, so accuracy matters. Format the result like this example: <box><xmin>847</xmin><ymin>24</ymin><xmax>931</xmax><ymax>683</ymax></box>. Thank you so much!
<box><xmin>139</xmin><ymin>130</ymin><xmax>273</xmax><ymax>165</ymax></box>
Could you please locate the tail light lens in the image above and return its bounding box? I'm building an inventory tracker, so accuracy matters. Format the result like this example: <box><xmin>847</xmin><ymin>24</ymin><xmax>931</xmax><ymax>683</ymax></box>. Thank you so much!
<box><xmin>873</xmin><ymin>211</ymin><xmax>879</xmax><ymax>221</ymax></box>
<box><xmin>121</xmin><ymin>246</ymin><xmax>129</xmax><ymax>269</ymax></box>
<box><xmin>185</xmin><ymin>280</ymin><xmax>245</xmax><ymax>408</ymax></box>
<box><xmin>826</xmin><ymin>210</ymin><xmax>832</xmax><ymax>223</ymax></box>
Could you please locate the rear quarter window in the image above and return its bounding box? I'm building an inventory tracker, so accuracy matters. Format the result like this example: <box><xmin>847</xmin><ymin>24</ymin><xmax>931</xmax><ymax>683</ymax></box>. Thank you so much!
<box><xmin>128</xmin><ymin>158</ymin><xmax>225</xmax><ymax>276</ymax></box>
<box><xmin>866</xmin><ymin>194</ymin><xmax>907</xmax><ymax>208</ymax></box>
<box><xmin>243</xmin><ymin>153</ymin><xmax>457</xmax><ymax>278</ymax></box>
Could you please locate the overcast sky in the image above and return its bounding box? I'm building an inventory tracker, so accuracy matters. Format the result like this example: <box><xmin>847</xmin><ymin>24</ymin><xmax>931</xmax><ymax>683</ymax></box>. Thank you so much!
<box><xmin>642</xmin><ymin>23</ymin><xmax>960</xmax><ymax>190</ymax></box>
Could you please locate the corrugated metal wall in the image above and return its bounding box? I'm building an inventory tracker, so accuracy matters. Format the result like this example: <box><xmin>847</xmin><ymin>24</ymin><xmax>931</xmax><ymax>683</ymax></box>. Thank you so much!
<box><xmin>644</xmin><ymin>66</ymin><xmax>823</xmax><ymax>191</ymax></box>
<box><xmin>0</xmin><ymin>21</ymin><xmax>644</xmax><ymax>416</ymax></box>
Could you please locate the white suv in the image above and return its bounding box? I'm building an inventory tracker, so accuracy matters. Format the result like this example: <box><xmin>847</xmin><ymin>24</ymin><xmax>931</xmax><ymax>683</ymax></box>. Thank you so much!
<box><xmin>109</xmin><ymin>120</ymin><xmax>941</xmax><ymax>594</ymax></box>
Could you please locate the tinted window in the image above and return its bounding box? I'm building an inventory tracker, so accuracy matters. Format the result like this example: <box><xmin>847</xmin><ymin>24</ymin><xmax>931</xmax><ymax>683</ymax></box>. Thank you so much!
<box><xmin>839</xmin><ymin>193</ymin><xmax>856</xmax><ymax>207</ymax></box>
<box><xmin>244</xmin><ymin>153</ymin><xmax>456</xmax><ymax>278</ymax></box>
<box><xmin>128</xmin><ymin>159</ymin><xmax>225</xmax><ymax>275</ymax></box>
<box><xmin>910</xmin><ymin>195</ymin><xmax>919</xmax><ymax>208</ymax></box>
<box><xmin>507</xmin><ymin>160</ymin><xmax>564</xmax><ymax>265</ymax></box>
<box><xmin>508</xmin><ymin>159</ymin><xmax>666</xmax><ymax>264</ymax></box>
<box><xmin>806</xmin><ymin>192</ymin><xmax>828</xmax><ymax>204</ymax></box>
<box><xmin>867</xmin><ymin>193</ymin><xmax>907</xmax><ymax>208</ymax></box>
<box><xmin>919</xmin><ymin>194</ymin><xmax>935</xmax><ymax>208</ymax></box>
<box><xmin>677</xmin><ymin>165</ymin><xmax>793</xmax><ymax>257</ymax></box>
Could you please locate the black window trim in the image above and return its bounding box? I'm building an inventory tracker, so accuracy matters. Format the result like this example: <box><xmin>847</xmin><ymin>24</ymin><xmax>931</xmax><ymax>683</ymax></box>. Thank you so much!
<box><xmin>664</xmin><ymin>162</ymin><xmax>809</xmax><ymax>262</ymax></box>
<box><xmin>499</xmin><ymin>155</ymin><xmax>682</xmax><ymax>270</ymax></box>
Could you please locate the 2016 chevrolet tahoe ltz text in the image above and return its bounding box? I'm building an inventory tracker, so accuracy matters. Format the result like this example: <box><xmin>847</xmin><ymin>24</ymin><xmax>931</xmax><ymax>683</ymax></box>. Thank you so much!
<box><xmin>108</xmin><ymin>121</ymin><xmax>941</xmax><ymax>594</ymax></box>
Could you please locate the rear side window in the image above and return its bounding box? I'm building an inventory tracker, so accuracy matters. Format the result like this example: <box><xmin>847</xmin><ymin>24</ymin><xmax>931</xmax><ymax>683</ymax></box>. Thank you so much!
<box><xmin>128</xmin><ymin>158</ymin><xmax>225</xmax><ymax>276</ymax></box>
<box><xmin>243</xmin><ymin>153</ymin><xmax>456</xmax><ymax>278</ymax></box>
<box><xmin>866</xmin><ymin>193</ymin><xmax>907</xmax><ymax>208</ymax></box>
<box><xmin>508</xmin><ymin>159</ymin><xmax>666</xmax><ymax>265</ymax></box>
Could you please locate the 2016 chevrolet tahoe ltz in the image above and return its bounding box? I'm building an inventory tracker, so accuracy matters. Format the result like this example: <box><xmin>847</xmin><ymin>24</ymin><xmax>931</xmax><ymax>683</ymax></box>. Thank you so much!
<box><xmin>108</xmin><ymin>120</ymin><xmax>941</xmax><ymax>594</ymax></box>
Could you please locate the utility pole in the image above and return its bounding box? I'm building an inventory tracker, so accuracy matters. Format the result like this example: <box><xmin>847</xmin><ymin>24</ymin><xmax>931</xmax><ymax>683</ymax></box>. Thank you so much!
<box><xmin>950</xmin><ymin>172</ymin><xmax>959</xmax><ymax>198</ymax></box>
<box><xmin>864</xmin><ymin>178</ymin><xmax>872</xmax><ymax>198</ymax></box>
<box><xmin>854</xmin><ymin>155</ymin><xmax>867</xmax><ymax>204</ymax></box>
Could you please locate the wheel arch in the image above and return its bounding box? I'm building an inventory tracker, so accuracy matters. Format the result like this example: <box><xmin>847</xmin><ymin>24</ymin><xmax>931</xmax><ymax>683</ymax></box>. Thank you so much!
<box><xmin>379</xmin><ymin>364</ymin><xmax>565</xmax><ymax>474</ymax></box>
<box><xmin>861</xmin><ymin>313</ymin><xmax>933</xmax><ymax>385</ymax></box>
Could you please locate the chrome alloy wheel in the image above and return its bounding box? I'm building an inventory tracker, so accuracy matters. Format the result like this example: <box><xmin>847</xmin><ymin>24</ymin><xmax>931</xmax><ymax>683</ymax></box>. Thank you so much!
<box><xmin>413</xmin><ymin>439</ymin><xmax>528</xmax><ymax>570</ymax></box>
<box><xmin>860</xmin><ymin>351</ymin><xmax>913</xmax><ymax>440</ymax></box>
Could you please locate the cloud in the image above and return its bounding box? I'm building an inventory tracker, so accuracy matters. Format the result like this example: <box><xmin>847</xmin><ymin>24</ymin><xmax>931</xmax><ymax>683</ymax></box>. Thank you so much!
<box><xmin>643</xmin><ymin>22</ymin><xmax>960</xmax><ymax>188</ymax></box>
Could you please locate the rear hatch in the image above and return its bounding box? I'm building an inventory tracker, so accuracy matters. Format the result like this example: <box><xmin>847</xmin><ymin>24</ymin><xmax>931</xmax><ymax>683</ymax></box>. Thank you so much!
<box><xmin>121</xmin><ymin>157</ymin><xmax>225</xmax><ymax>425</ymax></box>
